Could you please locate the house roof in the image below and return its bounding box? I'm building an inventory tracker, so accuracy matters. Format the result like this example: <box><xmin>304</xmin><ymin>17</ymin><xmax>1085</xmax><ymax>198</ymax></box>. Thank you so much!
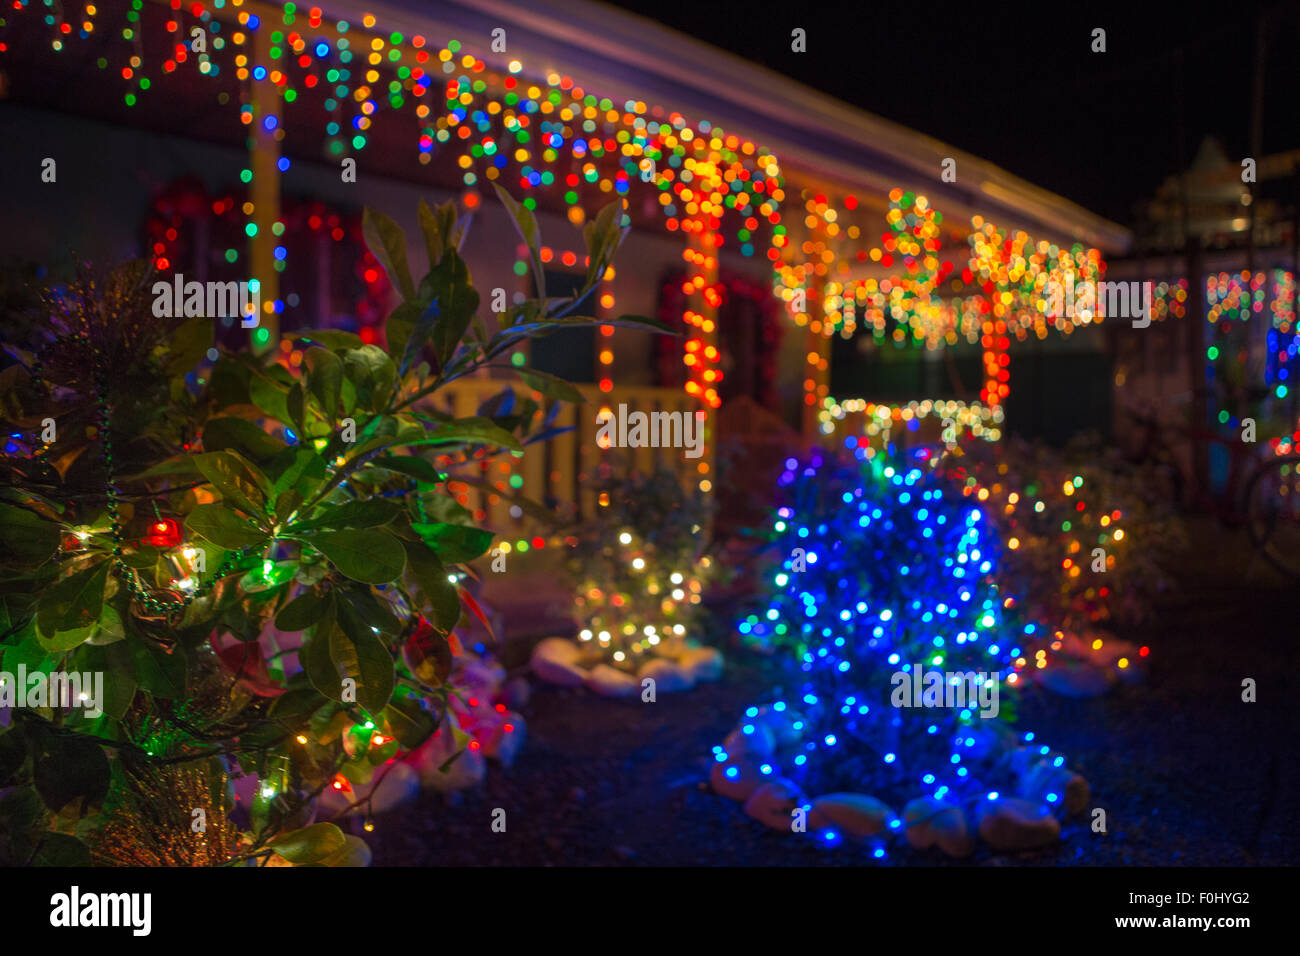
<box><xmin>322</xmin><ymin>0</ymin><xmax>1131</xmax><ymax>254</ymax></box>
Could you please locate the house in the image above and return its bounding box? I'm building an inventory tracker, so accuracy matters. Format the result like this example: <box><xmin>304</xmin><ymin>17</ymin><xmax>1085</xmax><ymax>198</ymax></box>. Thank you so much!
<box><xmin>0</xmin><ymin>0</ymin><xmax>1133</xmax><ymax>634</ymax></box>
<box><xmin>1102</xmin><ymin>137</ymin><xmax>1299</xmax><ymax>495</ymax></box>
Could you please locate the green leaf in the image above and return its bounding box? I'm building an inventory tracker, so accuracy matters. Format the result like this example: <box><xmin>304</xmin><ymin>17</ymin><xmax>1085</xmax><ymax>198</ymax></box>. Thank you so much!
<box><xmin>417</xmin><ymin>197</ymin><xmax>447</xmax><ymax>268</ymax></box>
<box><xmin>301</xmin><ymin>630</ymin><xmax>339</xmax><ymax>709</ymax></box>
<box><xmin>0</xmin><ymin>729</ymin><xmax>29</xmax><ymax>785</ymax></box>
<box><xmin>383</xmin><ymin>695</ymin><xmax>438</xmax><ymax>749</ymax></box>
<box><xmin>287</xmin><ymin>381</ymin><xmax>307</xmax><ymax>436</ymax></box>
<box><xmin>185</xmin><ymin>503</ymin><xmax>268</xmax><ymax>550</ymax></box>
<box><xmin>371</xmin><ymin>454</ymin><xmax>443</xmax><ymax>485</ymax></box>
<box><xmin>33</xmin><ymin>734</ymin><xmax>110</xmax><ymax>813</ymax></box>
<box><xmin>399</xmin><ymin>538</ymin><xmax>460</xmax><ymax>635</ymax></box>
<box><xmin>0</xmin><ymin>503</ymin><xmax>59</xmax><ymax>570</ymax></box>
<box><xmin>384</xmin><ymin>300</ymin><xmax>422</xmax><ymax>374</ymax></box>
<box><xmin>73</xmin><ymin>640</ymin><xmax>135</xmax><ymax>718</ymax></box>
<box><xmin>202</xmin><ymin>417</ymin><xmax>284</xmax><ymax>464</ymax></box>
<box><xmin>516</xmin><ymin>367</ymin><xmax>587</xmax><ymax>403</ymax></box>
<box><xmin>398</xmin><ymin>299</ymin><xmax>442</xmax><ymax>376</ymax></box>
<box><xmin>117</xmin><ymin>545</ymin><xmax>161</xmax><ymax>571</ymax></box>
<box><xmin>275</xmin><ymin>590</ymin><xmax>331</xmax><ymax>632</ymax></box>
<box><xmin>292</xmin><ymin>498</ymin><xmax>400</xmax><ymax>533</ymax></box>
<box><xmin>248</xmin><ymin>371</ymin><xmax>294</xmax><ymax>427</ymax></box>
<box><xmin>402</xmin><ymin>417</ymin><xmax>522</xmax><ymax>453</ymax></box>
<box><xmin>584</xmin><ymin>198</ymin><xmax>627</xmax><ymax>285</ymax></box>
<box><xmin>127</xmin><ymin>633</ymin><xmax>187</xmax><ymax>699</ymax></box>
<box><xmin>193</xmin><ymin>450</ymin><xmax>270</xmax><ymax>517</ymax></box>
<box><xmin>438</xmin><ymin>723</ymin><xmax>470</xmax><ymax>773</ymax></box>
<box><xmin>208</xmin><ymin>356</ymin><xmax>252</xmax><ymax>408</ymax></box>
<box><xmin>362</xmin><ymin>208</ymin><xmax>416</xmax><ymax>300</ymax></box>
<box><xmin>269</xmin><ymin>822</ymin><xmax>348</xmax><ymax>865</ymax></box>
<box><xmin>426</xmin><ymin>248</ymin><xmax>480</xmax><ymax>365</ymax></box>
<box><xmin>32</xmin><ymin>832</ymin><xmax>93</xmax><ymax>867</ymax></box>
<box><xmin>272</xmin><ymin>447</ymin><xmax>327</xmax><ymax>498</ymax></box>
<box><xmin>306</xmin><ymin>529</ymin><xmax>406</xmax><ymax>584</ymax></box>
<box><xmin>0</xmin><ymin>630</ymin><xmax>54</xmax><ymax>686</ymax></box>
<box><xmin>36</xmin><ymin>621</ymin><xmax>97</xmax><ymax>654</ymax></box>
<box><xmin>275</xmin><ymin>489</ymin><xmax>304</xmax><ymax>525</ymax></box>
<box><xmin>316</xmin><ymin>833</ymin><xmax>372</xmax><ymax>867</ymax></box>
<box><xmin>260</xmin><ymin>684</ymin><xmax>333</xmax><ymax>740</ymax></box>
<box><xmin>36</xmin><ymin>561</ymin><xmax>109</xmax><ymax>638</ymax></box>
<box><xmin>86</xmin><ymin>603</ymin><xmax>125</xmax><ymax>646</ymax></box>
<box><xmin>493</xmin><ymin>182</ymin><xmax>545</xmax><ymax>297</ymax></box>
<box><xmin>342</xmin><ymin>346</ymin><xmax>397</xmax><ymax>412</ymax></box>
<box><xmin>413</xmin><ymin>523</ymin><xmax>495</xmax><ymax>564</ymax></box>
<box><xmin>342</xmin><ymin>586</ymin><xmax>401</xmax><ymax>638</ymax></box>
<box><xmin>304</xmin><ymin>347</ymin><xmax>343</xmax><ymax>420</ymax></box>
<box><xmin>331</xmin><ymin>603</ymin><xmax>396</xmax><ymax>711</ymax></box>
<box><xmin>306</xmin><ymin>612</ymin><xmax>395</xmax><ymax>712</ymax></box>
<box><xmin>604</xmin><ymin>313</ymin><xmax>677</xmax><ymax>335</ymax></box>
<box><xmin>163</xmin><ymin>318</ymin><xmax>213</xmax><ymax>378</ymax></box>
<box><xmin>128</xmin><ymin>454</ymin><xmax>204</xmax><ymax>482</ymax></box>
<box><xmin>418</xmin><ymin>492</ymin><xmax>473</xmax><ymax>525</ymax></box>
<box><xmin>294</xmin><ymin>329</ymin><xmax>363</xmax><ymax>351</ymax></box>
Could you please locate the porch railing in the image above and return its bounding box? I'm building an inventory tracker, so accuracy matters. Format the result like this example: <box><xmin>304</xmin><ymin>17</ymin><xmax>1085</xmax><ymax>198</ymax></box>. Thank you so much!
<box><xmin>420</xmin><ymin>378</ymin><xmax>704</xmax><ymax>543</ymax></box>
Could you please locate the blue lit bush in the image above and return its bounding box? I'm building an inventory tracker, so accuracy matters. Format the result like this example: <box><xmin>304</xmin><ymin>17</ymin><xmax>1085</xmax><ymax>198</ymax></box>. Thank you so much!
<box><xmin>717</xmin><ymin>449</ymin><xmax>1085</xmax><ymax>851</ymax></box>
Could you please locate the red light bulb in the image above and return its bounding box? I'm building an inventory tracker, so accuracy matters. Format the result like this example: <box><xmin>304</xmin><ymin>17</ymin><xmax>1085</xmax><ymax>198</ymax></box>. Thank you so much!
<box><xmin>146</xmin><ymin>517</ymin><xmax>182</xmax><ymax>549</ymax></box>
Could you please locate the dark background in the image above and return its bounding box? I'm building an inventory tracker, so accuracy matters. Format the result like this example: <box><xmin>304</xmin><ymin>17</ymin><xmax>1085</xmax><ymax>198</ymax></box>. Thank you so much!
<box><xmin>608</xmin><ymin>0</ymin><xmax>1300</xmax><ymax>227</ymax></box>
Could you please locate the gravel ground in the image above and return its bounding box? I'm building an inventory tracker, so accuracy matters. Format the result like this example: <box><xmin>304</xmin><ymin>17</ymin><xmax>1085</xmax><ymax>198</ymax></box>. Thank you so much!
<box><xmin>369</xmin><ymin>519</ymin><xmax>1297</xmax><ymax>866</ymax></box>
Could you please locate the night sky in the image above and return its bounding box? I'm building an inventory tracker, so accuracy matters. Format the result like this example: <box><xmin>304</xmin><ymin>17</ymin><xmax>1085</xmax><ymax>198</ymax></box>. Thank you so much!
<box><xmin>606</xmin><ymin>0</ymin><xmax>1300</xmax><ymax>227</ymax></box>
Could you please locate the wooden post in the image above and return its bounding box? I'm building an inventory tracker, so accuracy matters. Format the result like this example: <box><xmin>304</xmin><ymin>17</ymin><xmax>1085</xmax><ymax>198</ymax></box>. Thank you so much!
<box><xmin>802</xmin><ymin>274</ymin><xmax>829</xmax><ymax>441</ymax></box>
<box><xmin>688</xmin><ymin>225</ymin><xmax>720</xmax><ymax>494</ymax></box>
<box><xmin>248</xmin><ymin>26</ymin><xmax>281</xmax><ymax>350</ymax></box>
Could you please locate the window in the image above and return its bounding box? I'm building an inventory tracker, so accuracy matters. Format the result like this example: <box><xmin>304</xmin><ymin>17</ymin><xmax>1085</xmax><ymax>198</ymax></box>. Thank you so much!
<box><xmin>529</xmin><ymin>269</ymin><xmax>595</xmax><ymax>383</ymax></box>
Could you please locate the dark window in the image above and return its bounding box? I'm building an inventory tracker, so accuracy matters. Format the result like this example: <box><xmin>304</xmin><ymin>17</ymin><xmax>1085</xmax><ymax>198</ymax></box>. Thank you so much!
<box><xmin>530</xmin><ymin>269</ymin><xmax>594</xmax><ymax>383</ymax></box>
<box><xmin>830</xmin><ymin>313</ymin><xmax>982</xmax><ymax>403</ymax></box>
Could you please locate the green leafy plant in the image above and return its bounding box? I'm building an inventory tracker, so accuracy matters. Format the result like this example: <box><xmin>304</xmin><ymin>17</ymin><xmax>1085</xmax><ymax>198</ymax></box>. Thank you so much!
<box><xmin>0</xmin><ymin>192</ymin><xmax>666</xmax><ymax>865</ymax></box>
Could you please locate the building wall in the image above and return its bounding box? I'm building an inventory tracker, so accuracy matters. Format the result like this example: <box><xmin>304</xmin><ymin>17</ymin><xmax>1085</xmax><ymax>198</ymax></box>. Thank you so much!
<box><xmin>0</xmin><ymin>102</ymin><xmax>776</xmax><ymax>402</ymax></box>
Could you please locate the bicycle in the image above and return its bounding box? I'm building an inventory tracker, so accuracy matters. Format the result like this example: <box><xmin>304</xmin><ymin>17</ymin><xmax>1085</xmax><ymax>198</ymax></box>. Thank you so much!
<box><xmin>1120</xmin><ymin>399</ymin><xmax>1300</xmax><ymax>580</ymax></box>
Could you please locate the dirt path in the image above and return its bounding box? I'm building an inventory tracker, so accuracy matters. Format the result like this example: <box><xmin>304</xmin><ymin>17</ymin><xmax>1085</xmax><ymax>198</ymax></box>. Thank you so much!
<box><xmin>370</xmin><ymin>523</ymin><xmax>1297</xmax><ymax>866</ymax></box>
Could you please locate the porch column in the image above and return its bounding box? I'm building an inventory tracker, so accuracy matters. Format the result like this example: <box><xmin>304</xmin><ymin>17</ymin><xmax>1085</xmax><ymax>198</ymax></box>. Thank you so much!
<box><xmin>248</xmin><ymin>25</ymin><xmax>281</xmax><ymax>350</ymax></box>
<box><xmin>802</xmin><ymin>275</ymin><xmax>830</xmax><ymax>440</ymax></box>
<box><xmin>685</xmin><ymin>223</ymin><xmax>720</xmax><ymax>493</ymax></box>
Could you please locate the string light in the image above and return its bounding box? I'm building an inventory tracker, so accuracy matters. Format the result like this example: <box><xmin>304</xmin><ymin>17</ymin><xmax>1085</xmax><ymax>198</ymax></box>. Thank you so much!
<box><xmin>725</xmin><ymin>449</ymin><xmax>1080</xmax><ymax>849</ymax></box>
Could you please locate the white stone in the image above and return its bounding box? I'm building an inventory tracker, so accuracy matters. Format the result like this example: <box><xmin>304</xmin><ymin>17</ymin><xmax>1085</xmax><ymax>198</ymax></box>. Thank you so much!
<box><xmin>458</xmin><ymin>657</ymin><xmax>507</xmax><ymax>697</ymax></box>
<box><xmin>478</xmin><ymin>711</ymin><xmax>527</xmax><ymax>768</ymax></box>
<box><xmin>317</xmin><ymin>761</ymin><xmax>419</xmax><ymax>817</ymax></box>
<box><xmin>1038</xmin><ymin>661</ymin><xmax>1113</xmax><ymax>698</ymax></box>
<box><xmin>752</xmin><ymin>706</ymin><xmax>806</xmax><ymax>746</ymax></box>
<box><xmin>976</xmin><ymin>796</ymin><xmax>1061</xmax><ymax>851</ymax></box>
<box><xmin>502</xmin><ymin>676</ymin><xmax>531</xmax><ymax>710</ymax></box>
<box><xmin>533</xmin><ymin>636</ymin><xmax>580</xmax><ymax>661</ymax></box>
<box><xmin>808</xmin><ymin>793</ymin><xmax>894</xmax><ymax>839</ymax></box>
<box><xmin>742</xmin><ymin>777</ymin><xmax>806</xmax><ymax>830</ymax></box>
<box><xmin>414</xmin><ymin>725</ymin><xmax>487</xmax><ymax>792</ymax></box>
<box><xmin>678</xmin><ymin>645</ymin><xmax>724</xmax><ymax>682</ymax></box>
<box><xmin>584</xmin><ymin>663</ymin><xmax>640</xmax><ymax>697</ymax></box>
<box><xmin>723</xmin><ymin>722</ymin><xmax>777</xmax><ymax>760</ymax></box>
<box><xmin>1019</xmin><ymin>760</ymin><xmax>1090</xmax><ymax>817</ymax></box>
<box><xmin>709</xmin><ymin>755</ymin><xmax>762</xmax><ymax>802</ymax></box>
<box><xmin>638</xmin><ymin>657</ymin><xmax>695</xmax><ymax>693</ymax></box>
<box><xmin>530</xmin><ymin>637</ymin><xmax>587</xmax><ymax>686</ymax></box>
<box><xmin>903</xmin><ymin>796</ymin><xmax>974</xmax><ymax>857</ymax></box>
<box><xmin>332</xmin><ymin>834</ymin><xmax>372</xmax><ymax>867</ymax></box>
